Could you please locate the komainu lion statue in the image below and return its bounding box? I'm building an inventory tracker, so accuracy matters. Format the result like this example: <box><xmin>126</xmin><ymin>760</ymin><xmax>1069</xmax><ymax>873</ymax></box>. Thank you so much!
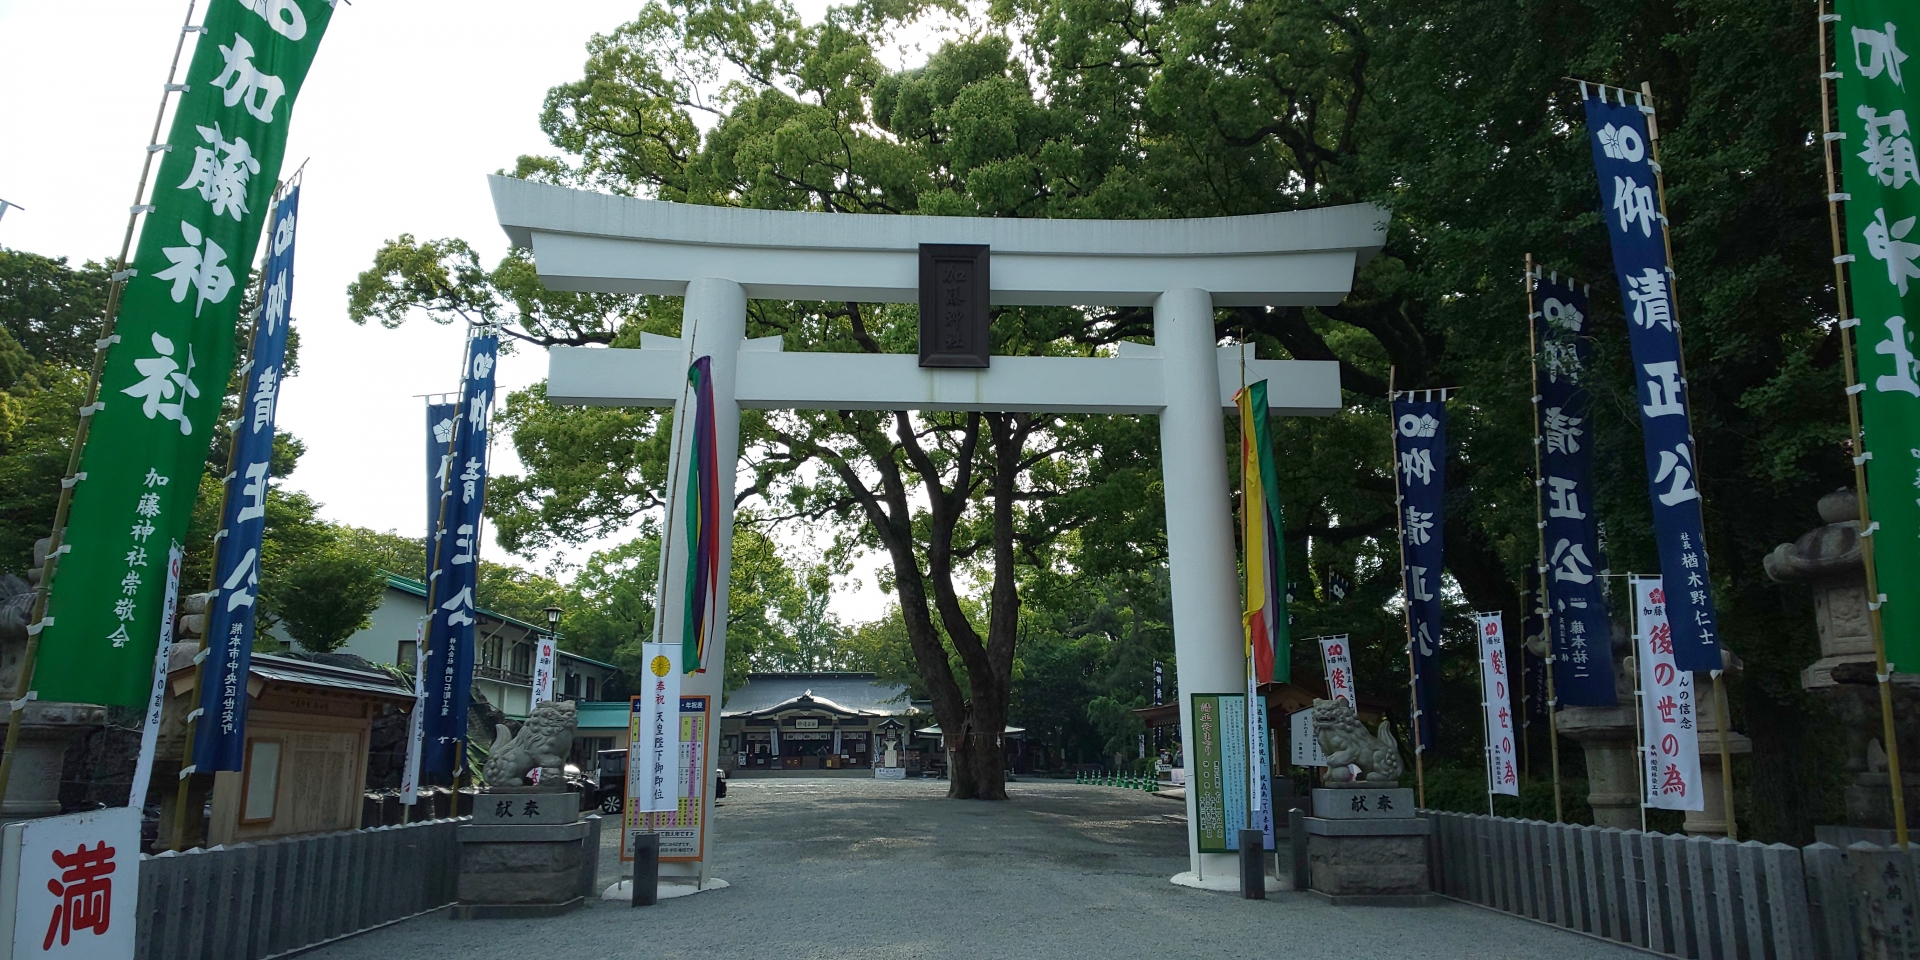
<box><xmin>1312</xmin><ymin>697</ymin><xmax>1404</xmax><ymax>783</ymax></box>
<box><xmin>483</xmin><ymin>699</ymin><xmax>577</xmax><ymax>786</ymax></box>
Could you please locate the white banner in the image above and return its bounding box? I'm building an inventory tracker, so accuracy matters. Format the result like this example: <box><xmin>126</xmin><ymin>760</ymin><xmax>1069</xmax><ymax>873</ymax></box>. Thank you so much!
<box><xmin>1634</xmin><ymin>577</ymin><xmax>1703</xmax><ymax>811</ymax></box>
<box><xmin>631</xmin><ymin>643</ymin><xmax>681</xmax><ymax>813</ymax></box>
<box><xmin>400</xmin><ymin>619</ymin><xmax>426</xmax><ymax>804</ymax></box>
<box><xmin>1318</xmin><ymin>635</ymin><xmax>1355</xmax><ymax>706</ymax></box>
<box><xmin>128</xmin><ymin>545</ymin><xmax>182</xmax><ymax>809</ymax></box>
<box><xmin>531</xmin><ymin>637</ymin><xmax>557</xmax><ymax>705</ymax></box>
<box><xmin>1289</xmin><ymin>708</ymin><xmax>1327</xmax><ymax>767</ymax></box>
<box><xmin>0</xmin><ymin>806</ymin><xmax>139</xmax><ymax>960</ymax></box>
<box><xmin>1476</xmin><ymin>613</ymin><xmax>1519</xmax><ymax>797</ymax></box>
<box><xmin>1246</xmin><ymin>672</ymin><xmax>1265</xmax><ymax>813</ymax></box>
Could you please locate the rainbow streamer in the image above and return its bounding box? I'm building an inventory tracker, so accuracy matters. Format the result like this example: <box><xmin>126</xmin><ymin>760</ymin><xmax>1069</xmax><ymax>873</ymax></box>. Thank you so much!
<box><xmin>1236</xmin><ymin>380</ymin><xmax>1290</xmax><ymax>684</ymax></box>
<box><xmin>681</xmin><ymin>357</ymin><xmax>720</xmax><ymax>673</ymax></box>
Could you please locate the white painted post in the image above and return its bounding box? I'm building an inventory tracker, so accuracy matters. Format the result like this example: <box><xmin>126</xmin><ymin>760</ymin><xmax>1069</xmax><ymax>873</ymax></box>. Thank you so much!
<box><xmin>1154</xmin><ymin>287</ymin><xmax>1246</xmax><ymax>880</ymax></box>
<box><xmin>651</xmin><ymin>277</ymin><xmax>746</xmax><ymax>887</ymax></box>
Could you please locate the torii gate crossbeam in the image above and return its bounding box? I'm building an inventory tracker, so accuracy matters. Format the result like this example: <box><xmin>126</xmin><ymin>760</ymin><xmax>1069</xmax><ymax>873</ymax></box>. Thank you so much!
<box><xmin>492</xmin><ymin>176</ymin><xmax>1389</xmax><ymax>888</ymax></box>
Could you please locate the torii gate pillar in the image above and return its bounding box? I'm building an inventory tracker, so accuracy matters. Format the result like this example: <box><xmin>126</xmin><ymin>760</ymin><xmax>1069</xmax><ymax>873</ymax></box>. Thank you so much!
<box><xmin>492</xmin><ymin>176</ymin><xmax>1388</xmax><ymax>887</ymax></box>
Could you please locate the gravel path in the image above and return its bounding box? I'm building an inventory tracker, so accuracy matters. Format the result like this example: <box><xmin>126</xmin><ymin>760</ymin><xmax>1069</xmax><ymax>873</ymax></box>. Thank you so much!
<box><xmin>304</xmin><ymin>778</ymin><xmax>1642</xmax><ymax>960</ymax></box>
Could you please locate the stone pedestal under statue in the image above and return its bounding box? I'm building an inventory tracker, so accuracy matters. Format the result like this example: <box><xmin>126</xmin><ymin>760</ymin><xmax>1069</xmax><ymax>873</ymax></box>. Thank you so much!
<box><xmin>1302</xmin><ymin>786</ymin><xmax>1430</xmax><ymax>906</ymax></box>
<box><xmin>0</xmin><ymin>701</ymin><xmax>106</xmax><ymax>822</ymax></box>
<box><xmin>0</xmin><ymin>573</ymin><xmax>106</xmax><ymax>824</ymax></box>
<box><xmin>454</xmin><ymin>785</ymin><xmax>601</xmax><ymax>919</ymax></box>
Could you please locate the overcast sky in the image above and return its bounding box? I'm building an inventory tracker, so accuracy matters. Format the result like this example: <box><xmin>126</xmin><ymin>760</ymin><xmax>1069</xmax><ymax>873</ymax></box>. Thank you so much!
<box><xmin>0</xmin><ymin>0</ymin><xmax>898</xmax><ymax>622</ymax></box>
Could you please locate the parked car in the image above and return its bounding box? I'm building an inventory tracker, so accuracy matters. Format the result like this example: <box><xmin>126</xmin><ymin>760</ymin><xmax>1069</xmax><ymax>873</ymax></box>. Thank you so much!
<box><xmin>592</xmin><ymin>749</ymin><xmax>728</xmax><ymax>814</ymax></box>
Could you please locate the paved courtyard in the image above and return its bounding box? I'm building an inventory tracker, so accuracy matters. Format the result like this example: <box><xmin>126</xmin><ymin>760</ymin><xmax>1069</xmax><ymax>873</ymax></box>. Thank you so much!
<box><xmin>307</xmin><ymin>778</ymin><xmax>1641</xmax><ymax>960</ymax></box>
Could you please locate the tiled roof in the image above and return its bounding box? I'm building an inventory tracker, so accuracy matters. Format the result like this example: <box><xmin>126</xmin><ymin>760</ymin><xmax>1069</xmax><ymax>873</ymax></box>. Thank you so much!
<box><xmin>721</xmin><ymin>673</ymin><xmax>914</xmax><ymax>717</ymax></box>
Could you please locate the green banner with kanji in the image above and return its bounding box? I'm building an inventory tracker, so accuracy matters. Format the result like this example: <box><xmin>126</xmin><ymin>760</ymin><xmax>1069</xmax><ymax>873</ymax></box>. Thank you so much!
<box><xmin>36</xmin><ymin>1</ymin><xmax>335</xmax><ymax>705</ymax></box>
<box><xmin>1837</xmin><ymin>0</ymin><xmax>1920</xmax><ymax>671</ymax></box>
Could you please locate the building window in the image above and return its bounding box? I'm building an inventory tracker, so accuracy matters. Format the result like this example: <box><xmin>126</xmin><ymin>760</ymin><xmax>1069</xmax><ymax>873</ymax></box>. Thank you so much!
<box><xmin>397</xmin><ymin>640</ymin><xmax>417</xmax><ymax>669</ymax></box>
<box><xmin>586</xmin><ymin>676</ymin><xmax>596</xmax><ymax>700</ymax></box>
<box><xmin>511</xmin><ymin>643</ymin><xmax>532</xmax><ymax>675</ymax></box>
<box><xmin>565</xmin><ymin>673</ymin><xmax>581</xmax><ymax>697</ymax></box>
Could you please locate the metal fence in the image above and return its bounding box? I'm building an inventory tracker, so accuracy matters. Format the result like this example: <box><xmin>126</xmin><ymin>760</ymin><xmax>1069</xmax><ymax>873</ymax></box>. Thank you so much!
<box><xmin>136</xmin><ymin>817</ymin><xmax>463</xmax><ymax>960</ymax></box>
<box><xmin>1422</xmin><ymin>811</ymin><xmax>1920</xmax><ymax>960</ymax></box>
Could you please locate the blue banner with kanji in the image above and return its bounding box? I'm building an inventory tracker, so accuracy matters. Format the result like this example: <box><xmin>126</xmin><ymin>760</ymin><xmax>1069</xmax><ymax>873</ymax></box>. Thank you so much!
<box><xmin>422</xmin><ymin>333</ymin><xmax>497</xmax><ymax>774</ymax></box>
<box><xmin>1532</xmin><ymin>270</ymin><xmax>1617</xmax><ymax>704</ymax></box>
<box><xmin>425</xmin><ymin>399</ymin><xmax>457</xmax><ymax>573</ymax></box>
<box><xmin>193</xmin><ymin>187</ymin><xmax>299</xmax><ymax>772</ymax></box>
<box><xmin>1583</xmin><ymin>87</ymin><xmax>1722</xmax><ymax>674</ymax></box>
<box><xmin>1394</xmin><ymin>394</ymin><xmax>1446</xmax><ymax>751</ymax></box>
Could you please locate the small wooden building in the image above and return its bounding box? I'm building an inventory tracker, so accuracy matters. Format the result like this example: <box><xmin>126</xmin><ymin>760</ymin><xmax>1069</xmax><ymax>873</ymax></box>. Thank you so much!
<box><xmin>166</xmin><ymin>653</ymin><xmax>414</xmax><ymax>846</ymax></box>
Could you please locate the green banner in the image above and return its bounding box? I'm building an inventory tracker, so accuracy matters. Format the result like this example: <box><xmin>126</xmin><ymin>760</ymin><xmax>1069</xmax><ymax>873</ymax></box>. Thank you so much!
<box><xmin>1837</xmin><ymin>0</ymin><xmax>1920</xmax><ymax>671</ymax></box>
<box><xmin>1190</xmin><ymin>694</ymin><xmax>1229</xmax><ymax>853</ymax></box>
<box><xmin>36</xmin><ymin>1</ymin><xmax>335</xmax><ymax>705</ymax></box>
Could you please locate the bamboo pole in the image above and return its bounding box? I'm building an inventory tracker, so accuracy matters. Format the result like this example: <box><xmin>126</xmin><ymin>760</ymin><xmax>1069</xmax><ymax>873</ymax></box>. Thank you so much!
<box><xmin>1523</xmin><ymin>255</ymin><xmax>1568</xmax><ymax>824</ymax></box>
<box><xmin>1813</xmin><ymin>0</ymin><xmax>1908</xmax><ymax>849</ymax></box>
<box><xmin>1388</xmin><ymin>367</ymin><xmax>1427</xmax><ymax>809</ymax></box>
<box><xmin>1638</xmin><ymin>80</ymin><xmax>1739</xmax><ymax>840</ymax></box>
<box><xmin>0</xmin><ymin>0</ymin><xmax>202</xmax><ymax>810</ymax></box>
<box><xmin>1629</xmin><ymin>578</ymin><xmax>1650</xmax><ymax>835</ymax></box>
<box><xmin>167</xmin><ymin>185</ymin><xmax>284</xmax><ymax>850</ymax></box>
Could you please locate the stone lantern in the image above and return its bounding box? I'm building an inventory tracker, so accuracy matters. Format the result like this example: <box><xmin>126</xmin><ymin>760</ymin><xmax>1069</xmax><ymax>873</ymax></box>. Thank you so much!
<box><xmin>1547</xmin><ymin>598</ymin><xmax>1749</xmax><ymax>836</ymax></box>
<box><xmin>1765</xmin><ymin>487</ymin><xmax>1920</xmax><ymax>831</ymax></box>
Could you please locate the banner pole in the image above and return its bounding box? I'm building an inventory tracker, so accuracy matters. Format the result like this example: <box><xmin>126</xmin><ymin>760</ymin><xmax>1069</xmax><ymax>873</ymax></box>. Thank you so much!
<box><xmin>1814</xmin><ymin>0</ymin><xmax>1908</xmax><ymax>849</ymax></box>
<box><xmin>1629</xmin><ymin>579</ymin><xmax>1650</xmax><ymax>834</ymax></box>
<box><xmin>0</xmin><ymin>0</ymin><xmax>201</xmax><ymax>814</ymax></box>
<box><xmin>1476</xmin><ymin>619</ymin><xmax>1493</xmax><ymax>817</ymax></box>
<box><xmin>1639</xmin><ymin>80</ymin><xmax>1739</xmax><ymax>841</ymax></box>
<box><xmin>1524</xmin><ymin>256</ymin><xmax>1568</xmax><ymax>824</ymax></box>
<box><xmin>412</xmin><ymin>335</ymin><xmax>480</xmax><ymax>804</ymax></box>
<box><xmin>1388</xmin><ymin>366</ymin><xmax>1426</xmax><ymax>809</ymax></box>
<box><xmin>168</xmin><ymin>183</ymin><xmax>283</xmax><ymax>851</ymax></box>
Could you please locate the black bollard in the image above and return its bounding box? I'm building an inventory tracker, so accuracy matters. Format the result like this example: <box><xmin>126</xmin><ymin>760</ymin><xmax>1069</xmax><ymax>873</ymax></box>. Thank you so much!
<box><xmin>1238</xmin><ymin>829</ymin><xmax>1266</xmax><ymax>899</ymax></box>
<box><xmin>631</xmin><ymin>832</ymin><xmax>660</xmax><ymax>907</ymax></box>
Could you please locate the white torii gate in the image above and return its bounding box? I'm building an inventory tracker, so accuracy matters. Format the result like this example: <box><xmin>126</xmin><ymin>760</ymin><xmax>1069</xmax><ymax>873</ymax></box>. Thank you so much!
<box><xmin>491</xmin><ymin>176</ymin><xmax>1388</xmax><ymax>887</ymax></box>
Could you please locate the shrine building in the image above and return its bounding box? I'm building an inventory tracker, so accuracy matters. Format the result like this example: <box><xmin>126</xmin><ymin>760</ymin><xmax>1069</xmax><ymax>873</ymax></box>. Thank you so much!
<box><xmin>718</xmin><ymin>673</ymin><xmax>927</xmax><ymax>774</ymax></box>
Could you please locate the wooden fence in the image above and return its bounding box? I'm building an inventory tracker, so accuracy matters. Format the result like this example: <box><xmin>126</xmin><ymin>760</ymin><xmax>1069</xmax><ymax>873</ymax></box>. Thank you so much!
<box><xmin>1424</xmin><ymin>810</ymin><xmax>1920</xmax><ymax>960</ymax></box>
<box><xmin>135</xmin><ymin>817</ymin><xmax>463</xmax><ymax>960</ymax></box>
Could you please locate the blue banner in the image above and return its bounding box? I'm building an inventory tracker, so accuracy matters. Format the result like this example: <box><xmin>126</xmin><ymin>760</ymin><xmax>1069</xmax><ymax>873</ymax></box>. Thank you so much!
<box><xmin>1583</xmin><ymin>88</ymin><xmax>1721</xmax><ymax>674</ymax></box>
<box><xmin>422</xmin><ymin>333</ymin><xmax>498</xmax><ymax>774</ymax></box>
<box><xmin>1532</xmin><ymin>271</ymin><xmax>1617</xmax><ymax>704</ymax></box>
<box><xmin>425</xmin><ymin>400</ymin><xmax>458</xmax><ymax>574</ymax></box>
<box><xmin>1394</xmin><ymin>394</ymin><xmax>1446</xmax><ymax>751</ymax></box>
<box><xmin>193</xmin><ymin>187</ymin><xmax>300</xmax><ymax>772</ymax></box>
<box><xmin>1522</xmin><ymin>566</ymin><xmax>1550</xmax><ymax>723</ymax></box>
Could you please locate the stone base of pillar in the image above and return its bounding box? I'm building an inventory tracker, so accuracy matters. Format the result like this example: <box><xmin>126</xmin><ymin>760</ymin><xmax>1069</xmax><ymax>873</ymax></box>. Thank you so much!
<box><xmin>0</xmin><ymin>701</ymin><xmax>106</xmax><ymax>824</ymax></box>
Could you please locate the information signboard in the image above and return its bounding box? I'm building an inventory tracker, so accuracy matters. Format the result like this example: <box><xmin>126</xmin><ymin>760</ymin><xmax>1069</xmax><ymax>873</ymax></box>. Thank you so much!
<box><xmin>622</xmin><ymin>694</ymin><xmax>710</xmax><ymax>862</ymax></box>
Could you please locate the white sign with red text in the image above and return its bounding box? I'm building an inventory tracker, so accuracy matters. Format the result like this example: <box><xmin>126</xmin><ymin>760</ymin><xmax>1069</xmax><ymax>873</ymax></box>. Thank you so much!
<box><xmin>0</xmin><ymin>806</ymin><xmax>139</xmax><ymax>960</ymax></box>
<box><xmin>1318</xmin><ymin>635</ymin><xmax>1356</xmax><ymax>706</ymax></box>
<box><xmin>1475</xmin><ymin>613</ymin><xmax>1520</xmax><ymax>797</ymax></box>
<box><xmin>531</xmin><ymin>638</ymin><xmax>557</xmax><ymax>705</ymax></box>
<box><xmin>630</xmin><ymin>643</ymin><xmax>681</xmax><ymax>813</ymax></box>
<box><xmin>1634</xmin><ymin>577</ymin><xmax>1703</xmax><ymax>812</ymax></box>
